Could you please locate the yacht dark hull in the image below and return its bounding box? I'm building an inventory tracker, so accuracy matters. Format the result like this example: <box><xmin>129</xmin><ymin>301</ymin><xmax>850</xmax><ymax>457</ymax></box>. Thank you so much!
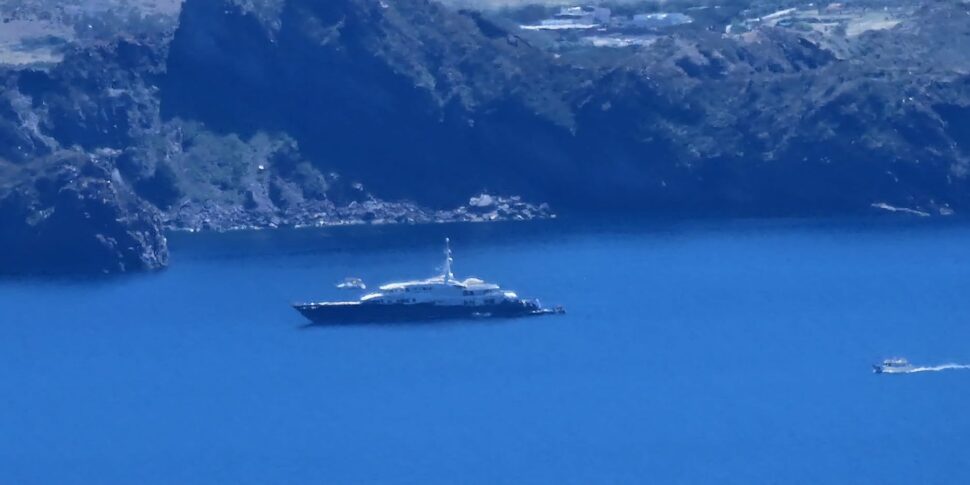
<box><xmin>294</xmin><ymin>300</ymin><xmax>559</xmax><ymax>324</ymax></box>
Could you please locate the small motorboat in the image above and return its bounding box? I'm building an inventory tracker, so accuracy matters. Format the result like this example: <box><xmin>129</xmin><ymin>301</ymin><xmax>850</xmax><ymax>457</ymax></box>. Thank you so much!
<box><xmin>873</xmin><ymin>358</ymin><xmax>915</xmax><ymax>374</ymax></box>
<box><xmin>336</xmin><ymin>277</ymin><xmax>366</xmax><ymax>290</ymax></box>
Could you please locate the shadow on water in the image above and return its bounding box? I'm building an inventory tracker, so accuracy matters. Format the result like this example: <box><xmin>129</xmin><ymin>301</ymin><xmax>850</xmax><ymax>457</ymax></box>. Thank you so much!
<box><xmin>166</xmin><ymin>219</ymin><xmax>576</xmax><ymax>262</ymax></box>
<box><xmin>0</xmin><ymin>265</ymin><xmax>164</xmax><ymax>287</ymax></box>
<box><xmin>6</xmin><ymin>214</ymin><xmax>970</xmax><ymax>285</ymax></box>
<box><xmin>167</xmin><ymin>214</ymin><xmax>970</xmax><ymax>257</ymax></box>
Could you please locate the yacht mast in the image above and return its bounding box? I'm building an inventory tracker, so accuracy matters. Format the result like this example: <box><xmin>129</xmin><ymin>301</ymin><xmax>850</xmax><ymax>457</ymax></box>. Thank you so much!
<box><xmin>443</xmin><ymin>237</ymin><xmax>455</xmax><ymax>282</ymax></box>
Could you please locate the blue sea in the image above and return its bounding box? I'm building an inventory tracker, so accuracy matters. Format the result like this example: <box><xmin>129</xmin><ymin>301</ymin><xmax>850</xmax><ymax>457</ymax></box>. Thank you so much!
<box><xmin>2</xmin><ymin>218</ymin><xmax>970</xmax><ymax>484</ymax></box>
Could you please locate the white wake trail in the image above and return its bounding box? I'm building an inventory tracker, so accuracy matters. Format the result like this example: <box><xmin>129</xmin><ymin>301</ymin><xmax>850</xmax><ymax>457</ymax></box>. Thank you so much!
<box><xmin>900</xmin><ymin>364</ymin><xmax>970</xmax><ymax>374</ymax></box>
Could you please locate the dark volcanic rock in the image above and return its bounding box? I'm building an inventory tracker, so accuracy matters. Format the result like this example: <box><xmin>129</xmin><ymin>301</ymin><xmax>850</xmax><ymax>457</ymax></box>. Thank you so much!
<box><xmin>3</xmin><ymin>0</ymin><xmax>970</xmax><ymax>275</ymax></box>
<box><xmin>160</xmin><ymin>0</ymin><xmax>582</xmax><ymax>207</ymax></box>
<box><xmin>158</xmin><ymin>0</ymin><xmax>970</xmax><ymax>216</ymax></box>
<box><xmin>0</xmin><ymin>153</ymin><xmax>168</xmax><ymax>275</ymax></box>
<box><xmin>0</xmin><ymin>32</ymin><xmax>173</xmax><ymax>275</ymax></box>
<box><xmin>165</xmin><ymin>191</ymin><xmax>554</xmax><ymax>232</ymax></box>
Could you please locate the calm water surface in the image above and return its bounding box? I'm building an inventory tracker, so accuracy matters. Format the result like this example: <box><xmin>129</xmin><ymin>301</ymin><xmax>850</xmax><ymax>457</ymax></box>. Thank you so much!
<box><xmin>2</xmin><ymin>219</ymin><xmax>970</xmax><ymax>484</ymax></box>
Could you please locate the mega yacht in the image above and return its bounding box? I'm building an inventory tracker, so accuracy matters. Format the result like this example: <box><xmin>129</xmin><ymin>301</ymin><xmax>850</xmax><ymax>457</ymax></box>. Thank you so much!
<box><xmin>293</xmin><ymin>239</ymin><xmax>563</xmax><ymax>324</ymax></box>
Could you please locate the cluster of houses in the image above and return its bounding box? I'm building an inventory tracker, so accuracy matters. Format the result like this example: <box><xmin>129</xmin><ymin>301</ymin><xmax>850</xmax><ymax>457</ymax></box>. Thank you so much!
<box><xmin>521</xmin><ymin>5</ymin><xmax>692</xmax><ymax>32</ymax></box>
<box><xmin>726</xmin><ymin>2</ymin><xmax>906</xmax><ymax>37</ymax></box>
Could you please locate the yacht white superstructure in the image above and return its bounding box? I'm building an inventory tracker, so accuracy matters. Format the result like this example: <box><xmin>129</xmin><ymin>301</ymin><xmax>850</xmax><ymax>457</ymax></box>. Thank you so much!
<box><xmin>359</xmin><ymin>239</ymin><xmax>521</xmax><ymax>307</ymax></box>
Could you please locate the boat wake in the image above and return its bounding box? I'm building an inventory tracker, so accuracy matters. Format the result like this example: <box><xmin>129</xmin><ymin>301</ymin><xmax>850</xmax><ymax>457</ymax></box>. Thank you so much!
<box><xmin>874</xmin><ymin>357</ymin><xmax>970</xmax><ymax>374</ymax></box>
<box><xmin>899</xmin><ymin>364</ymin><xmax>970</xmax><ymax>374</ymax></box>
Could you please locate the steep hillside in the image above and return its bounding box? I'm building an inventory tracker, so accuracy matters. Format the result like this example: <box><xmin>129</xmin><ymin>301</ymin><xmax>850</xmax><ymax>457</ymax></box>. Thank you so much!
<box><xmin>2</xmin><ymin>0</ymin><xmax>970</xmax><ymax>274</ymax></box>
<box><xmin>162</xmin><ymin>0</ymin><xmax>970</xmax><ymax>213</ymax></box>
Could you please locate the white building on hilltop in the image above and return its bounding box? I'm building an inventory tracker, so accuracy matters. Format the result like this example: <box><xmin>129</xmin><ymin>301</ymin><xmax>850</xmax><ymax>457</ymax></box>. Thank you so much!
<box><xmin>521</xmin><ymin>5</ymin><xmax>611</xmax><ymax>31</ymax></box>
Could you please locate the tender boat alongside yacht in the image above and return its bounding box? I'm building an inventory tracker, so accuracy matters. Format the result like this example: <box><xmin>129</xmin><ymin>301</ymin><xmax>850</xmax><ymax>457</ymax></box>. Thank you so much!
<box><xmin>336</xmin><ymin>277</ymin><xmax>366</xmax><ymax>290</ymax></box>
<box><xmin>294</xmin><ymin>239</ymin><xmax>563</xmax><ymax>324</ymax></box>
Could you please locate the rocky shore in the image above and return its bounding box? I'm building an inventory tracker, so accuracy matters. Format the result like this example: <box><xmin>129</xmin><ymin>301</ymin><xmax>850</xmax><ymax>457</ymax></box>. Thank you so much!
<box><xmin>164</xmin><ymin>193</ymin><xmax>555</xmax><ymax>233</ymax></box>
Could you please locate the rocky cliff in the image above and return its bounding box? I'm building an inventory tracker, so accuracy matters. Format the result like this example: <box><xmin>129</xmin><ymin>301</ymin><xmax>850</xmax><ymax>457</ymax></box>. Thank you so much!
<box><xmin>2</xmin><ymin>0</ymin><xmax>969</xmax><ymax>274</ymax></box>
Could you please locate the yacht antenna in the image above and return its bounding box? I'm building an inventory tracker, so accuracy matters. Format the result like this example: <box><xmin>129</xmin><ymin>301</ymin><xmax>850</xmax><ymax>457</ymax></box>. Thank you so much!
<box><xmin>443</xmin><ymin>237</ymin><xmax>454</xmax><ymax>282</ymax></box>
